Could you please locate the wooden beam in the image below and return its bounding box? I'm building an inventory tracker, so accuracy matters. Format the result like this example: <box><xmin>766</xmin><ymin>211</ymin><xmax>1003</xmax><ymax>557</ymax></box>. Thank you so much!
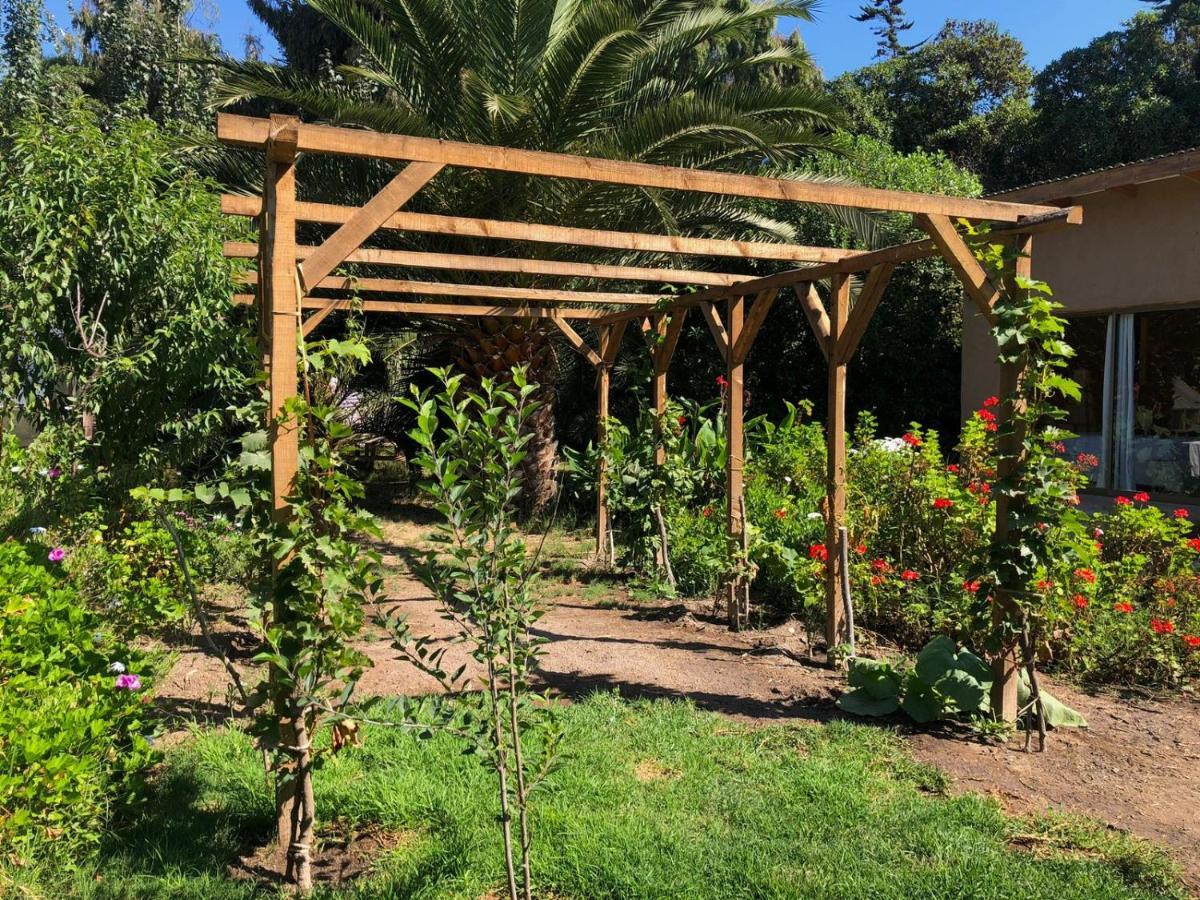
<box><xmin>656</xmin><ymin>308</ymin><xmax>688</xmax><ymax>373</ymax></box>
<box><xmin>239</xmin><ymin>272</ymin><xmax>664</xmax><ymax>306</ymax></box>
<box><xmin>731</xmin><ymin>289</ymin><xmax>778</xmax><ymax>365</ymax></box>
<box><xmin>225</xmin><ymin>241</ymin><xmax>748</xmax><ymax>287</ymax></box>
<box><xmin>218</xmin><ymin>113</ymin><xmax>1068</xmax><ymax>222</ymax></box>
<box><xmin>834</xmin><ymin>264</ymin><xmax>895</xmax><ymax>364</ymax></box>
<box><xmin>221</xmin><ymin>194</ymin><xmax>858</xmax><ymax>265</ymax></box>
<box><xmin>600</xmin><ymin>319</ymin><xmax>628</xmax><ymax>365</ymax></box>
<box><xmin>596</xmin><ymin>341</ymin><xmax>613</xmax><ymax>563</ymax></box>
<box><xmin>798</xmin><ymin>284</ymin><xmax>831</xmax><ymax>362</ymax></box>
<box><xmin>301</xmin><ymin>303</ymin><xmax>338</xmax><ymax>337</ymax></box>
<box><xmin>549</xmin><ymin>316</ymin><xmax>602</xmax><ymax>368</ymax></box>
<box><xmin>992</xmin><ymin>148</ymin><xmax>1200</xmax><ymax>203</ymax></box>
<box><xmin>298</xmin><ymin>162</ymin><xmax>444</xmax><ymax>292</ymax></box>
<box><xmin>232</xmin><ymin>294</ymin><xmax>618</xmax><ymax>319</ymax></box>
<box><xmin>699</xmin><ymin>302</ymin><xmax>729</xmax><ymax>364</ymax></box>
<box><xmin>824</xmin><ymin>273</ymin><xmax>851</xmax><ymax>658</ymax></box>
<box><xmin>916</xmin><ymin>214</ymin><xmax>1000</xmax><ymax>324</ymax></box>
<box><xmin>726</xmin><ymin>295</ymin><xmax>747</xmax><ymax>630</ymax></box>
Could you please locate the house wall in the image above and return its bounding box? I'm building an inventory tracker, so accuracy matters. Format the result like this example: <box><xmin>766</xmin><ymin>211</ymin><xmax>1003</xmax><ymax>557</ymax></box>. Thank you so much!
<box><xmin>961</xmin><ymin>176</ymin><xmax>1200</xmax><ymax>419</ymax></box>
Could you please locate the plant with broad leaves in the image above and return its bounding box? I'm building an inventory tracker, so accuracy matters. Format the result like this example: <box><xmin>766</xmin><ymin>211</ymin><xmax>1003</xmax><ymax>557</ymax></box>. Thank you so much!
<box><xmin>385</xmin><ymin>366</ymin><xmax>561</xmax><ymax>900</ymax></box>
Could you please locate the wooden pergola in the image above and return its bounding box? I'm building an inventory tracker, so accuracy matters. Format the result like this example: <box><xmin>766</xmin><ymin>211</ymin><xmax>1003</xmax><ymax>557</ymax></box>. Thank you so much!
<box><xmin>217</xmin><ymin>113</ymin><xmax>1082</xmax><ymax>721</ymax></box>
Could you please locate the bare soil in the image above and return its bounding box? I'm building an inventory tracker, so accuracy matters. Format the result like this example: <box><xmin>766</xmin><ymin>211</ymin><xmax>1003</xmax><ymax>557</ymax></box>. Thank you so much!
<box><xmin>158</xmin><ymin>506</ymin><xmax>1200</xmax><ymax>889</ymax></box>
<box><xmin>227</xmin><ymin>823</ymin><xmax>413</xmax><ymax>888</ymax></box>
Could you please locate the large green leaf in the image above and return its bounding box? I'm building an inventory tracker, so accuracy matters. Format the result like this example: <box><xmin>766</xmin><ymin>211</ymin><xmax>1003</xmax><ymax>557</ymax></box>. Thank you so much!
<box><xmin>1018</xmin><ymin>675</ymin><xmax>1087</xmax><ymax>728</ymax></box>
<box><xmin>900</xmin><ymin>676</ymin><xmax>945</xmax><ymax>724</ymax></box>
<box><xmin>836</xmin><ymin>688</ymin><xmax>899</xmax><ymax>718</ymax></box>
<box><xmin>846</xmin><ymin>657</ymin><xmax>902</xmax><ymax>701</ymax></box>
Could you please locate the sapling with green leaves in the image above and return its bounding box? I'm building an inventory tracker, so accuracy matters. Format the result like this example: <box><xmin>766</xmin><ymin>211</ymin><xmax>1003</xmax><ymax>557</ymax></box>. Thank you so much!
<box><xmin>387</xmin><ymin>366</ymin><xmax>561</xmax><ymax>900</ymax></box>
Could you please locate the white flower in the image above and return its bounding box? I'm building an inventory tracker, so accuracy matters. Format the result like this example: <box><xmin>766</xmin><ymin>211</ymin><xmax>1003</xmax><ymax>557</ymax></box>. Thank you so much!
<box><xmin>875</xmin><ymin>437</ymin><xmax>908</xmax><ymax>453</ymax></box>
<box><xmin>806</xmin><ymin>512</ymin><xmax>823</xmax><ymax>521</ymax></box>
<box><xmin>9</xmin><ymin>465</ymin><xmax>20</xmax><ymax>473</ymax></box>
<box><xmin>108</xmin><ymin>661</ymin><xmax>126</xmax><ymax>674</ymax></box>
<box><xmin>37</xmin><ymin>468</ymin><xmax>48</xmax><ymax>477</ymax></box>
<box><xmin>28</xmin><ymin>526</ymin><xmax>46</xmax><ymax>535</ymax></box>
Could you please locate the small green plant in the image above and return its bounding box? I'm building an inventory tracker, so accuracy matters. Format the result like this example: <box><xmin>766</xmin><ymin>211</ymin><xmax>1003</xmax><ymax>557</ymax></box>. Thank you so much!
<box><xmin>390</xmin><ymin>366</ymin><xmax>562</xmax><ymax>900</ymax></box>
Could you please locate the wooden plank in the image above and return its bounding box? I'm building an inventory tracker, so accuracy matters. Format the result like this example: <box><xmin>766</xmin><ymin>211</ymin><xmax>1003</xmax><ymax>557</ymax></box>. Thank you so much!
<box><xmin>596</xmin><ymin>350</ymin><xmax>612</xmax><ymax>562</ymax></box>
<box><xmin>989</xmin><ymin>233</ymin><xmax>1033</xmax><ymax>723</ymax></box>
<box><xmin>301</xmin><ymin>303</ymin><xmax>338</xmax><ymax>337</ymax></box>
<box><xmin>239</xmin><ymin>272</ymin><xmax>664</xmax><ymax>306</ymax></box>
<box><xmin>218</xmin><ymin>113</ymin><xmax>1067</xmax><ymax>222</ymax></box>
<box><xmin>917</xmin><ymin>214</ymin><xmax>1000</xmax><ymax>324</ymax></box>
<box><xmin>834</xmin><ymin>264</ymin><xmax>895</xmax><ymax>364</ymax></box>
<box><xmin>221</xmin><ymin>194</ymin><xmax>857</xmax><ymax>264</ymax></box>
<box><xmin>232</xmin><ymin>295</ymin><xmax>616</xmax><ymax>319</ymax></box>
<box><xmin>798</xmin><ymin>284</ymin><xmax>831</xmax><ymax>361</ymax></box>
<box><xmin>726</xmin><ymin>295</ymin><xmax>747</xmax><ymax>629</ymax></box>
<box><xmin>731</xmin><ymin>289</ymin><xmax>779</xmax><ymax>365</ymax></box>
<box><xmin>298</xmin><ymin>161</ymin><xmax>444</xmax><ymax>292</ymax></box>
<box><xmin>549</xmin><ymin>316</ymin><xmax>602</xmax><ymax>368</ymax></box>
<box><xmin>699</xmin><ymin>302</ymin><xmax>729</xmax><ymax>364</ymax></box>
<box><xmin>651</xmin><ymin>316</ymin><xmax>669</xmax><ymax>467</ymax></box>
<box><xmin>656</xmin><ymin>309</ymin><xmax>688</xmax><ymax>373</ymax></box>
<box><xmin>824</xmin><ymin>273</ymin><xmax>851</xmax><ymax>657</ymax></box>
<box><xmin>225</xmin><ymin>241</ymin><xmax>748</xmax><ymax>287</ymax></box>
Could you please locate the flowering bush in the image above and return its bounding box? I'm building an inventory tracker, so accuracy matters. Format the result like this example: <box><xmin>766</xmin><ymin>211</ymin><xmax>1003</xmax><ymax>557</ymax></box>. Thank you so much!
<box><xmin>0</xmin><ymin>540</ymin><xmax>155</xmax><ymax>856</ymax></box>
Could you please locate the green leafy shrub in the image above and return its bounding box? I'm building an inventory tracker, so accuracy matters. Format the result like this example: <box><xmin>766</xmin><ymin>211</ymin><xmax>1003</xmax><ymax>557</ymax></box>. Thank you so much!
<box><xmin>0</xmin><ymin>541</ymin><xmax>155</xmax><ymax>856</ymax></box>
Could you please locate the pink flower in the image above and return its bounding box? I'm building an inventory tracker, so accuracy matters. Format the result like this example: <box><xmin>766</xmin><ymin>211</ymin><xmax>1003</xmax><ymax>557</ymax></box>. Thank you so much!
<box><xmin>47</xmin><ymin>466</ymin><xmax>61</xmax><ymax>479</ymax></box>
<box><xmin>933</xmin><ymin>498</ymin><xmax>954</xmax><ymax>510</ymax></box>
<box><xmin>1133</xmin><ymin>491</ymin><xmax>1151</xmax><ymax>503</ymax></box>
<box><xmin>47</xmin><ymin>547</ymin><xmax>65</xmax><ymax>563</ymax></box>
<box><xmin>114</xmin><ymin>674</ymin><xmax>142</xmax><ymax>691</ymax></box>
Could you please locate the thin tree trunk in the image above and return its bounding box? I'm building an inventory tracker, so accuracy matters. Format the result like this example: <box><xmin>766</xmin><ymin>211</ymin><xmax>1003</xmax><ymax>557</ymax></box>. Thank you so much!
<box><xmin>284</xmin><ymin>706</ymin><xmax>316</xmax><ymax>892</ymax></box>
<box><xmin>506</xmin><ymin>630</ymin><xmax>533</xmax><ymax>900</ymax></box>
<box><xmin>486</xmin><ymin>660</ymin><xmax>520</xmax><ymax>900</ymax></box>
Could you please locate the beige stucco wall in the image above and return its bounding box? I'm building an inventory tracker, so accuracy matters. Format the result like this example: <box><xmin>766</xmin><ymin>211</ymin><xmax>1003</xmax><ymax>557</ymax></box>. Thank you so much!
<box><xmin>961</xmin><ymin>177</ymin><xmax>1200</xmax><ymax>419</ymax></box>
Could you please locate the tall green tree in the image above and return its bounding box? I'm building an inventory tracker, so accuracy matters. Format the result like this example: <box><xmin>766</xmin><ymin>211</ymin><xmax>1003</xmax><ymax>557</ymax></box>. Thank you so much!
<box><xmin>215</xmin><ymin>0</ymin><xmax>843</xmax><ymax>515</ymax></box>
<box><xmin>1008</xmin><ymin>4</ymin><xmax>1200</xmax><ymax>188</ymax></box>
<box><xmin>0</xmin><ymin>0</ymin><xmax>43</xmax><ymax>112</ymax></box>
<box><xmin>853</xmin><ymin>0</ymin><xmax>915</xmax><ymax>59</ymax></box>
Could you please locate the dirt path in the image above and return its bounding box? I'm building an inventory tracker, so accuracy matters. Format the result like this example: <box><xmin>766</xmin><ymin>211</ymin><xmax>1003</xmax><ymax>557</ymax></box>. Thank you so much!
<box><xmin>159</xmin><ymin>509</ymin><xmax>1200</xmax><ymax>887</ymax></box>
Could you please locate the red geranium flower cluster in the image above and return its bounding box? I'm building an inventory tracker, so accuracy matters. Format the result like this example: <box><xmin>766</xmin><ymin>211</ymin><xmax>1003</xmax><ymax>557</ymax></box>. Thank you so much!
<box><xmin>1151</xmin><ymin>618</ymin><xmax>1175</xmax><ymax>635</ymax></box>
<box><xmin>1076</xmin><ymin>452</ymin><xmax>1099</xmax><ymax>469</ymax></box>
<box><xmin>1113</xmin><ymin>601</ymin><xmax>1133</xmax><ymax>614</ymax></box>
<box><xmin>1072</xmin><ymin>594</ymin><xmax>1089</xmax><ymax>609</ymax></box>
<box><xmin>946</xmin><ymin>463</ymin><xmax>960</xmax><ymax>474</ymax></box>
<box><xmin>1184</xmin><ymin>635</ymin><xmax>1200</xmax><ymax>650</ymax></box>
<box><xmin>702</xmin><ymin>506</ymin><xmax>713</xmax><ymax>519</ymax></box>
<box><xmin>900</xmin><ymin>569</ymin><xmax>920</xmax><ymax>582</ymax></box>
<box><xmin>1036</xmin><ymin>579</ymin><xmax>1054</xmax><ymax>592</ymax></box>
<box><xmin>976</xmin><ymin>407</ymin><xmax>998</xmax><ymax>432</ymax></box>
<box><xmin>933</xmin><ymin>497</ymin><xmax>954</xmax><ymax>510</ymax></box>
<box><xmin>1115</xmin><ymin>496</ymin><xmax>1132</xmax><ymax>506</ymax></box>
<box><xmin>809</xmin><ymin>543</ymin><xmax>828</xmax><ymax>561</ymax></box>
<box><xmin>870</xmin><ymin>574</ymin><xmax>886</xmax><ymax>586</ymax></box>
<box><xmin>1175</xmin><ymin>508</ymin><xmax>1190</xmax><ymax>519</ymax></box>
<box><xmin>716</xmin><ymin>374</ymin><xmax>729</xmax><ymax>389</ymax></box>
<box><xmin>901</xmin><ymin>432</ymin><xmax>922</xmax><ymax>448</ymax></box>
<box><xmin>1133</xmin><ymin>491</ymin><xmax>1151</xmax><ymax>503</ymax></box>
<box><xmin>962</xmin><ymin>579</ymin><xmax>981</xmax><ymax>594</ymax></box>
<box><xmin>1073</xmin><ymin>567</ymin><xmax>1096</xmax><ymax>584</ymax></box>
<box><xmin>1188</xmin><ymin>538</ymin><xmax>1200</xmax><ymax>553</ymax></box>
<box><xmin>871</xmin><ymin>559</ymin><xmax>891</xmax><ymax>573</ymax></box>
<box><xmin>982</xmin><ymin>396</ymin><xmax>999</xmax><ymax>408</ymax></box>
<box><xmin>774</xmin><ymin>508</ymin><xmax>788</xmax><ymax>519</ymax></box>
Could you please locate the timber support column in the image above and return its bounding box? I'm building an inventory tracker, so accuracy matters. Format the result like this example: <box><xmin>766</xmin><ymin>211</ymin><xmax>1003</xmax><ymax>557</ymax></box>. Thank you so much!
<box><xmin>825</xmin><ymin>275</ymin><xmax>850</xmax><ymax>658</ymax></box>
<box><xmin>262</xmin><ymin>114</ymin><xmax>304</xmax><ymax>867</ymax></box>
<box><xmin>990</xmin><ymin>234</ymin><xmax>1033</xmax><ymax>722</ymax></box>
<box><xmin>726</xmin><ymin>295</ymin><xmax>747</xmax><ymax>629</ymax></box>
<box><xmin>596</xmin><ymin>359</ymin><xmax>612</xmax><ymax>562</ymax></box>
<box><xmin>651</xmin><ymin>315</ymin><xmax>669</xmax><ymax>465</ymax></box>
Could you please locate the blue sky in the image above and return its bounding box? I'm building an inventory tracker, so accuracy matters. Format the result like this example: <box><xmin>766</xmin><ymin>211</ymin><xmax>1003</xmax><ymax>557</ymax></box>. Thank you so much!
<box><xmin>43</xmin><ymin>0</ymin><xmax>1149</xmax><ymax>73</ymax></box>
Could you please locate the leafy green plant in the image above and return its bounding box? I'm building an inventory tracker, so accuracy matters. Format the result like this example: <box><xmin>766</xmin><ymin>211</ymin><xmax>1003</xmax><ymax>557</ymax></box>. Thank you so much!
<box><xmin>0</xmin><ymin>541</ymin><xmax>155</xmax><ymax>856</ymax></box>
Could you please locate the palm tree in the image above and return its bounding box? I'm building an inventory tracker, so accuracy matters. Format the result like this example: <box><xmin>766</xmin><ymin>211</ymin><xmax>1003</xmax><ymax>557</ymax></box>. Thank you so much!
<box><xmin>213</xmin><ymin>0</ymin><xmax>843</xmax><ymax>514</ymax></box>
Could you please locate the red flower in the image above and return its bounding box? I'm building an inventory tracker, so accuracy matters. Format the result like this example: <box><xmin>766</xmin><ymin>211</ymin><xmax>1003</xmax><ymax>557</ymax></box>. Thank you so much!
<box><xmin>1188</xmin><ymin>538</ymin><xmax>1200</xmax><ymax>553</ymax></box>
<box><xmin>677</xmin><ymin>415</ymin><xmax>687</xmax><ymax>426</ymax></box>
<box><xmin>702</xmin><ymin>506</ymin><xmax>713</xmax><ymax>519</ymax></box>
<box><xmin>977</xmin><ymin>408</ymin><xmax>997</xmax><ymax>424</ymax></box>
<box><xmin>854</xmin><ymin>543</ymin><xmax>867</xmax><ymax>555</ymax></box>
<box><xmin>1183</xmin><ymin>635</ymin><xmax>1200</xmax><ymax>650</ymax></box>
<box><xmin>1113</xmin><ymin>602</ymin><xmax>1134</xmax><ymax>614</ymax></box>
<box><xmin>1051</xmin><ymin>441</ymin><xmax>1067</xmax><ymax>454</ymax></box>
<box><xmin>1151</xmin><ymin>618</ymin><xmax>1175</xmax><ymax>635</ymax></box>
<box><xmin>946</xmin><ymin>463</ymin><xmax>960</xmax><ymax>474</ymax></box>
<box><xmin>967</xmin><ymin>481</ymin><xmax>990</xmax><ymax>496</ymax></box>
<box><xmin>716</xmin><ymin>374</ymin><xmax>729</xmax><ymax>389</ymax></box>
<box><xmin>808</xmin><ymin>543</ymin><xmax>828</xmax><ymax>561</ymax></box>
<box><xmin>1073</xmin><ymin>568</ymin><xmax>1096</xmax><ymax>584</ymax></box>
<box><xmin>1072</xmin><ymin>593</ymin><xmax>1089</xmax><ymax>609</ymax></box>
<box><xmin>871</xmin><ymin>559</ymin><xmax>891</xmax><ymax>573</ymax></box>
<box><xmin>1115</xmin><ymin>496</ymin><xmax>1132</xmax><ymax>506</ymax></box>
<box><xmin>984</xmin><ymin>422</ymin><xmax>998</xmax><ymax>433</ymax></box>
<box><xmin>1068</xmin><ymin>494</ymin><xmax>1081</xmax><ymax>506</ymax></box>
<box><xmin>933</xmin><ymin>497</ymin><xmax>954</xmax><ymax>510</ymax></box>
<box><xmin>901</xmin><ymin>432</ymin><xmax>922</xmax><ymax>448</ymax></box>
<box><xmin>1133</xmin><ymin>491</ymin><xmax>1151</xmax><ymax>503</ymax></box>
<box><xmin>1037</xmin><ymin>580</ymin><xmax>1054</xmax><ymax>592</ymax></box>
<box><xmin>983</xmin><ymin>395</ymin><xmax>1000</xmax><ymax>408</ymax></box>
<box><xmin>1075</xmin><ymin>453</ymin><xmax>1099</xmax><ymax>469</ymax></box>
<box><xmin>870</xmin><ymin>575</ymin><xmax>886</xmax><ymax>586</ymax></box>
<box><xmin>962</xmin><ymin>579</ymin><xmax>981</xmax><ymax>593</ymax></box>
<box><xmin>1175</xmin><ymin>509</ymin><xmax>1190</xmax><ymax>519</ymax></box>
<box><xmin>774</xmin><ymin>508</ymin><xmax>788</xmax><ymax>520</ymax></box>
<box><xmin>900</xmin><ymin>569</ymin><xmax>920</xmax><ymax>582</ymax></box>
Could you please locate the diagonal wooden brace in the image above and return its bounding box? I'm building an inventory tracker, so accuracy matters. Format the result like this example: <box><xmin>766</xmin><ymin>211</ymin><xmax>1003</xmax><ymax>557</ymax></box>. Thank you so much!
<box><xmin>797</xmin><ymin>283</ymin><xmax>831</xmax><ymax>361</ymax></box>
<box><xmin>699</xmin><ymin>301</ymin><xmax>729</xmax><ymax>364</ymax></box>
<box><xmin>298</xmin><ymin>161</ymin><xmax>444</xmax><ymax>293</ymax></box>
<box><xmin>731</xmin><ymin>289</ymin><xmax>779</xmax><ymax>366</ymax></box>
<box><xmin>916</xmin><ymin>213</ymin><xmax>1001</xmax><ymax>325</ymax></box>
<box><xmin>834</xmin><ymin>263</ymin><xmax>895</xmax><ymax>365</ymax></box>
<box><xmin>549</xmin><ymin>315</ymin><xmax>602</xmax><ymax>368</ymax></box>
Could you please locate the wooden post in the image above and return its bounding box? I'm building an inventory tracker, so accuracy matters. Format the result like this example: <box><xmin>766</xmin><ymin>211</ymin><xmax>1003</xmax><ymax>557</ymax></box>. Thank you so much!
<box><xmin>726</xmin><ymin>295</ymin><xmax>747</xmax><ymax>629</ymax></box>
<box><xmin>651</xmin><ymin>315</ymin><xmax>669</xmax><ymax>466</ymax></box>
<box><xmin>825</xmin><ymin>275</ymin><xmax>850</xmax><ymax>658</ymax></box>
<box><xmin>989</xmin><ymin>234</ymin><xmax>1032</xmax><ymax>722</ymax></box>
<box><xmin>596</xmin><ymin>359</ymin><xmax>612</xmax><ymax>562</ymax></box>
<box><xmin>262</xmin><ymin>115</ymin><xmax>306</xmax><ymax>880</ymax></box>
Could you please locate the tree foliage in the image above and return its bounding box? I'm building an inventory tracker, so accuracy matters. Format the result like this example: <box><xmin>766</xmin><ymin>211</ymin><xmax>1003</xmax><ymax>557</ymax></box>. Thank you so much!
<box><xmin>853</xmin><ymin>0</ymin><xmax>916</xmax><ymax>59</ymax></box>
<box><xmin>0</xmin><ymin>105</ymin><xmax>249</xmax><ymax>490</ymax></box>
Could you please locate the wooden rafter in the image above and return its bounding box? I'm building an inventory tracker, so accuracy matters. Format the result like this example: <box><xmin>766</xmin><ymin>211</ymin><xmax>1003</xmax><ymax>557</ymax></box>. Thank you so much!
<box><xmin>835</xmin><ymin>264</ymin><xmax>895</xmax><ymax>364</ymax></box>
<box><xmin>232</xmin><ymin>294</ymin><xmax>620</xmax><ymax>320</ymax></box>
<box><xmin>219</xmin><ymin>114</ymin><xmax>1068</xmax><ymax>222</ymax></box>
<box><xmin>298</xmin><ymin>162</ymin><xmax>444</xmax><ymax>292</ymax></box>
<box><xmin>224</xmin><ymin>241</ymin><xmax>748</xmax><ymax>287</ymax></box>
<box><xmin>221</xmin><ymin>195</ymin><xmax>858</xmax><ymax>265</ymax></box>
<box><xmin>238</xmin><ymin>272</ymin><xmax>665</xmax><ymax>306</ymax></box>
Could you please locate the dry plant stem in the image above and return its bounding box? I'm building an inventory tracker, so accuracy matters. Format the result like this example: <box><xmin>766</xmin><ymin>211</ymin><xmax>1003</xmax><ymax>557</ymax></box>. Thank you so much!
<box><xmin>653</xmin><ymin>504</ymin><xmax>676</xmax><ymax>589</ymax></box>
<box><xmin>1019</xmin><ymin>625</ymin><xmax>1048</xmax><ymax>752</ymax></box>
<box><xmin>156</xmin><ymin>510</ymin><xmax>250</xmax><ymax>707</ymax></box>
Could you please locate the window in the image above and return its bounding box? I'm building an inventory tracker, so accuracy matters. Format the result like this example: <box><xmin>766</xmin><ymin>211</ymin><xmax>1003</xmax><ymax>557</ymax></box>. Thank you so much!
<box><xmin>1062</xmin><ymin>309</ymin><xmax>1200</xmax><ymax>497</ymax></box>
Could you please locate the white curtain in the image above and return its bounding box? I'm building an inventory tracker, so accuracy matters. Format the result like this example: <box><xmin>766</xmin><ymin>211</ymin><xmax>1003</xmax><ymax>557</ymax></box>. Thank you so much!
<box><xmin>1112</xmin><ymin>314</ymin><xmax>1136</xmax><ymax>491</ymax></box>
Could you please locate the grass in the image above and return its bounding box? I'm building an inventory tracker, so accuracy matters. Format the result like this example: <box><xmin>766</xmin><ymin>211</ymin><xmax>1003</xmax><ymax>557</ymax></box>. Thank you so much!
<box><xmin>2</xmin><ymin>694</ymin><xmax>1183</xmax><ymax>899</ymax></box>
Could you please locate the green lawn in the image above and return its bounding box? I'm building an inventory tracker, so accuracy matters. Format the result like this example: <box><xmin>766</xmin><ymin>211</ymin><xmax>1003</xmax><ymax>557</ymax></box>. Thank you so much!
<box><xmin>4</xmin><ymin>694</ymin><xmax>1182</xmax><ymax>899</ymax></box>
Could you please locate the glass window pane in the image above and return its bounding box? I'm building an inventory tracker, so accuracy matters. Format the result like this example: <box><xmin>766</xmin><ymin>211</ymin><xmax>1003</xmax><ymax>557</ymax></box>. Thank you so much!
<box><xmin>1061</xmin><ymin>315</ymin><xmax>1110</xmax><ymax>485</ymax></box>
<box><xmin>1130</xmin><ymin>308</ymin><xmax>1200</xmax><ymax>497</ymax></box>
